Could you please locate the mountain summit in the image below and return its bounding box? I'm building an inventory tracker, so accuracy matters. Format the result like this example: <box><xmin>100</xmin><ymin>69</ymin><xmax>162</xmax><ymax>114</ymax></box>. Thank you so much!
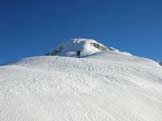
<box><xmin>0</xmin><ymin>38</ymin><xmax>162</xmax><ymax>121</ymax></box>
<box><xmin>47</xmin><ymin>38</ymin><xmax>119</xmax><ymax>57</ymax></box>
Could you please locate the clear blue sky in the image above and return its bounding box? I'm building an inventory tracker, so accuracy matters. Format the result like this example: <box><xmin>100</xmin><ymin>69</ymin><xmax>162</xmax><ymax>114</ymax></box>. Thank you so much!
<box><xmin>0</xmin><ymin>0</ymin><xmax>162</xmax><ymax>64</ymax></box>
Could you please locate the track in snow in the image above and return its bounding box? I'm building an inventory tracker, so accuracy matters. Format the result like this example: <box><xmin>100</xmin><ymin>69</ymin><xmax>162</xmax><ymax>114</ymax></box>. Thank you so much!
<box><xmin>0</xmin><ymin>52</ymin><xmax>162</xmax><ymax>121</ymax></box>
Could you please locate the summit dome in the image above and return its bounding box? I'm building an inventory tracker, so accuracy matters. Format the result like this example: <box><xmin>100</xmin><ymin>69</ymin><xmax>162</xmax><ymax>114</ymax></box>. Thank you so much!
<box><xmin>47</xmin><ymin>38</ymin><xmax>118</xmax><ymax>57</ymax></box>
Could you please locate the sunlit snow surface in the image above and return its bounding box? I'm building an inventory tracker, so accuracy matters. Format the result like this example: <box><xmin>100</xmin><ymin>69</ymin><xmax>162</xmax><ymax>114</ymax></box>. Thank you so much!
<box><xmin>0</xmin><ymin>39</ymin><xmax>162</xmax><ymax>121</ymax></box>
<box><xmin>47</xmin><ymin>38</ymin><xmax>131</xmax><ymax>57</ymax></box>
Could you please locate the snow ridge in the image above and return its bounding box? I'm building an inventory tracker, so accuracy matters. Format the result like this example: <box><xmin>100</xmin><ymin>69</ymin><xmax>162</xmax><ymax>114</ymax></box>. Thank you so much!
<box><xmin>0</xmin><ymin>39</ymin><xmax>162</xmax><ymax>121</ymax></box>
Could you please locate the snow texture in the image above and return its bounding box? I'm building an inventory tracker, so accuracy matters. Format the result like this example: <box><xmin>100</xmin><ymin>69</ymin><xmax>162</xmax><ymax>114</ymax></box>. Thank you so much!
<box><xmin>0</xmin><ymin>38</ymin><xmax>162</xmax><ymax>121</ymax></box>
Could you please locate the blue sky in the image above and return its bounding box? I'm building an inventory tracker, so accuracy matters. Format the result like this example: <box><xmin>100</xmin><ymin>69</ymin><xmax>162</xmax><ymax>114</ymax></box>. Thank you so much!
<box><xmin>0</xmin><ymin>0</ymin><xmax>162</xmax><ymax>64</ymax></box>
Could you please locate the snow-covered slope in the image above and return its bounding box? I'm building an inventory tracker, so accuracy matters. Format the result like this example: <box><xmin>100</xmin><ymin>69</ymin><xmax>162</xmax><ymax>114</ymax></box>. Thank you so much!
<box><xmin>0</xmin><ymin>39</ymin><xmax>162</xmax><ymax>121</ymax></box>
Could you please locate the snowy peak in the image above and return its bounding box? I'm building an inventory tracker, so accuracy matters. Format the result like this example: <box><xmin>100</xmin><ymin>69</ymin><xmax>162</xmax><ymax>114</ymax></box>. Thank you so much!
<box><xmin>47</xmin><ymin>38</ymin><xmax>118</xmax><ymax>57</ymax></box>
<box><xmin>1</xmin><ymin>39</ymin><xmax>162</xmax><ymax>121</ymax></box>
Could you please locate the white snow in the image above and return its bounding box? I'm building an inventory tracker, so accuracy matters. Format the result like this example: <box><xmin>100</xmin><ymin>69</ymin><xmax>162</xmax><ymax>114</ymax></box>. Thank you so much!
<box><xmin>0</xmin><ymin>38</ymin><xmax>162</xmax><ymax>121</ymax></box>
<box><xmin>47</xmin><ymin>38</ymin><xmax>131</xmax><ymax>57</ymax></box>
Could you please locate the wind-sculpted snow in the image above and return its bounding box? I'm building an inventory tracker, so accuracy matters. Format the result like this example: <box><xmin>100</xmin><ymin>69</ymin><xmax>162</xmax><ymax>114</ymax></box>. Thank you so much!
<box><xmin>0</xmin><ymin>51</ymin><xmax>162</xmax><ymax>121</ymax></box>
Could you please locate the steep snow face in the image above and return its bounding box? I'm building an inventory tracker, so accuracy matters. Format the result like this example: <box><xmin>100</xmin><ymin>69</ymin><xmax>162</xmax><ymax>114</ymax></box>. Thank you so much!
<box><xmin>0</xmin><ymin>50</ymin><xmax>162</xmax><ymax>121</ymax></box>
<box><xmin>47</xmin><ymin>38</ymin><xmax>124</xmax><ymax>57</ymax></box>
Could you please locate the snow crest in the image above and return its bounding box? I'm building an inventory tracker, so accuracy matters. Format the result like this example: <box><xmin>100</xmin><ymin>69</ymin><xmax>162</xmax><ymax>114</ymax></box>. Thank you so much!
<box><xmin>0</xmin><ymin>39</ymin><xmax>162</xmax><ymax>121</ymax></box>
